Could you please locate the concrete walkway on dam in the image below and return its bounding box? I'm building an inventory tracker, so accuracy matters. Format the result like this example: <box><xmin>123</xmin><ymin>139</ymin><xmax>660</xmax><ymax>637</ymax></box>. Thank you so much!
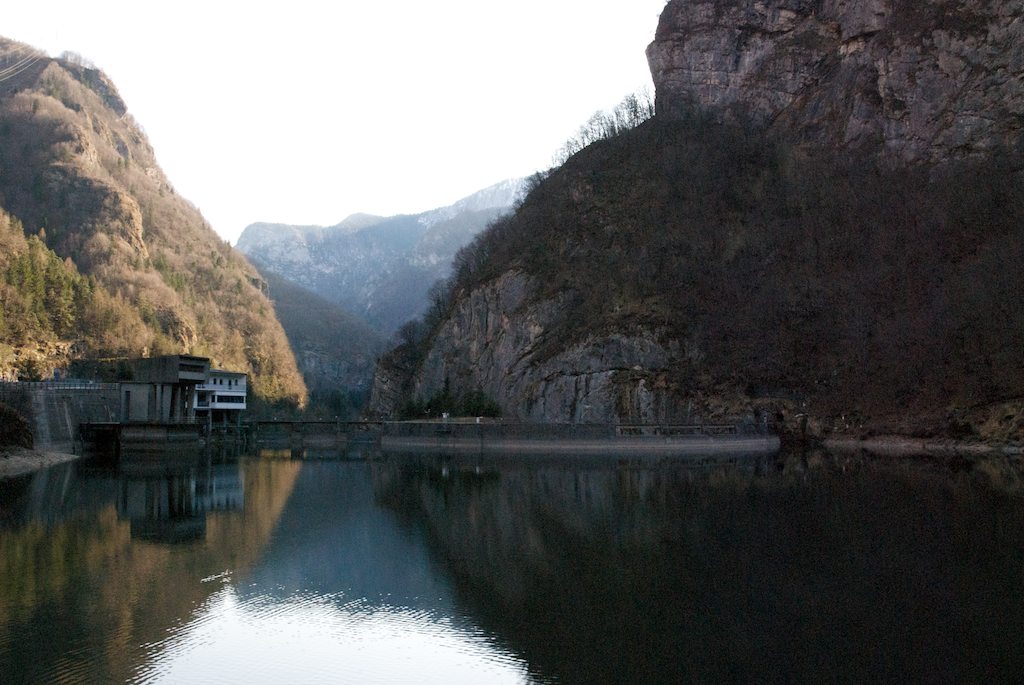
<box><xmin>379</xmin><ymin>422</ymin><xmax>780</xmax><ymax>457</ymax></box>
<box><xmin>381</xmin><ymin>435</ymin><xmax>780</xmax><ymax>457</ymax></box>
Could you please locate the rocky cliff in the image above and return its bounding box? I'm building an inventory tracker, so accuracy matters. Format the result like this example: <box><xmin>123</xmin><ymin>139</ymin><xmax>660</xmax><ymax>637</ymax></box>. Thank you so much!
<box><xmin>239</xmin><ymin>181</ymin><xmax>522</xmax><ymax>414</ymax></box>
<box><xmin>647</xmin><ymin>0</ymin><xmax>1024</xmax><ymax>161</ymax></box>
<box><xmin>371</xmin><ymin>271</ymin><xmax>688</xmax><ymax>423</ymax></box>
<box><xmin>368</xmin><ymin>1</ymin><xmax>1024</xmax><ymax>440</ymax></box>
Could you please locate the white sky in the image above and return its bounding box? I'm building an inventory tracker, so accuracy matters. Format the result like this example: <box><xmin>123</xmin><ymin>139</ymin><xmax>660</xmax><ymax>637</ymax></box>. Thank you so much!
<box><xmin>5</xmin><ymin>1</ymin><xmax>668</xmax><ymax>244</ymax></box>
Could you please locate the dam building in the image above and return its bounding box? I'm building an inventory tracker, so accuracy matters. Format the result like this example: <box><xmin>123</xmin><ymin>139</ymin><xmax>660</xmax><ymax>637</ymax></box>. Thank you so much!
<box><xmin>121</xmin><ymin>355</ymin><xmax>211</xmax><ymax>423</ymax></box>
<box><xmin>121</xmin><ymin>355</ymin><xmax>247</xmax><ymax>425</ymax></box>
<box><xmin>1</xmin><ymin>355</ymin><xmax>248</xmax><ymax>452</ymax></box>
<box><xmin>194</xmin><ymin>369</ymin><xmax>248</xmax><ymax>427</ymax></box>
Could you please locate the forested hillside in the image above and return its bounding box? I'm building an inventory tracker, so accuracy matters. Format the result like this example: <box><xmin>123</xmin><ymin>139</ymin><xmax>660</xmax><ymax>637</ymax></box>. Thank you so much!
<box><xmin>0</xmin><ymin>38</ymin><xmax>306</xmax><ymax>408</ymax></box>
<box><xmin>370</xmin><ymin>0</ymin><xmax>1024</xmax><ymax>441</ymax></box>
<box><xmin>261</xmin><ymin>270</ymin><xmax>384</xmax><ymax>418</ymax></box>
<box><xmin>409</xmin><ymin>117</ymin><xmax>1022</xmax><ymax>435</ymax></box>
<box><xmin>0</xmin><ymin>209</ymin><xmax>98</xmax><ymax>378</ymax></box>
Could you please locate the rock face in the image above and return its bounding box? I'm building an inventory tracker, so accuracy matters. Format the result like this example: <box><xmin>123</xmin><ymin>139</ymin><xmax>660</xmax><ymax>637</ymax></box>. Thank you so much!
<box><xmin>413</xmin><ymin>273</ymin><xmax>678</xmax><ymax>423</ymax></box>
<box><xmin>369</xmin><ymin>1</ymin><xmax>1024</xmax><ymax>434</ymax></box>
<box><xmin>647</xmin><ymin>0</ymin><xmax>1024</xmax><ymax>160</ymax></box>
<box><xmin>369</xmin><ymin>271</ymin><xmax>714</xmax><ymax>423</ymax></box>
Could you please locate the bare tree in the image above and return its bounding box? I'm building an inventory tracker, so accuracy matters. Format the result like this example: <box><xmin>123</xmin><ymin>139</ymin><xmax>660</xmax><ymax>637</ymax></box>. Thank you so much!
<box><xmin>554</xmin><ymin>89</ymin><xmax>655</xmax><ymax>166</ymax></box>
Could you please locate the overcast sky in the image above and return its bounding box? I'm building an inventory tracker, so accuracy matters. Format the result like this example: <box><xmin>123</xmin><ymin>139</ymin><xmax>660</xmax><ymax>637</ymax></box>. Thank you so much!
<box><xmin>5</xmin><ymin>1</ymin><xmax>668</xmax><ymax>244</ymax></box>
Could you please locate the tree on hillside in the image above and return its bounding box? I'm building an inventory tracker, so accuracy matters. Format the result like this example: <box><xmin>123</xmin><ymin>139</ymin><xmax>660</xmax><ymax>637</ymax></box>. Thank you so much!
<box><xmin>554</xmin><ymin>89</ymin><xmax>655</xmax><ymax>165</ymax></box>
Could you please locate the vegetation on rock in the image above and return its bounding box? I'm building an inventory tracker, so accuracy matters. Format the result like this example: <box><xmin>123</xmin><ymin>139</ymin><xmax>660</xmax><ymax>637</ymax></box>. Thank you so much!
<box><xmin>398</xmin><ymin>383</ymin><xmax>502</xmax><ymax>421</ymax></box>
<box><xmin>0</xmin><ymin>402</ymin><xmax>33</xmax><ymax>448</ymax></box>
<box><xmin>0</xmin><ymin>37</ymin><xmax>306</xmax><ymax>408</ymax></box>
<box><xmin>375</xmin><ymin>104</ymin><xmax>1024</xmax><ymax>438</ymax></box>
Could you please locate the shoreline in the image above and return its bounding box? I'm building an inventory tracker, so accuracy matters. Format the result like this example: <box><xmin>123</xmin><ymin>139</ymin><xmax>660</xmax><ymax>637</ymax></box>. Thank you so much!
<box><xmin>4</xmin><ymin>433</ymin><xmax>1020</xmax><ymax>479</ymax></box>
<box><xmin>0</xmin><ymin>447</ymin><xmax>80</xmax><ymax>480</ymax></box>
<box><xmin>822</xmin><ymin>435</ymin><xmax>1023</xmax><ymax>458</ymax></box>
<box><xmin>380</xmin><ymin>434</ymin><xmax>781</xmax><ymax>456</ymax></box>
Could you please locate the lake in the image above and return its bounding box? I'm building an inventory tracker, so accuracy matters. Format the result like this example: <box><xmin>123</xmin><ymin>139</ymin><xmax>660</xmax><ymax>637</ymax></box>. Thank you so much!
<box><xmin>2</xmin><ymin>446</ymin><xmax>1023</xmax><ymax>683</ymax></box>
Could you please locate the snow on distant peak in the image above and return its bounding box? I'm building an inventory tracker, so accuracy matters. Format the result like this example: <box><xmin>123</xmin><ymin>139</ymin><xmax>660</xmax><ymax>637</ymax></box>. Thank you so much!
<box><xmin>418</xmin><ymin>178</ymin><xmax>525</xmax><ymax>228</ymax></box>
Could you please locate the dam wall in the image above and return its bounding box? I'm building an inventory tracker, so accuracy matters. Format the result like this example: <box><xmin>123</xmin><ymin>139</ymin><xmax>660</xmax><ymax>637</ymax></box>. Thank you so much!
<box><xmin>0</xmin><ymin>382</ymin><xmax>120</xmax><ymax>452</ymax></box>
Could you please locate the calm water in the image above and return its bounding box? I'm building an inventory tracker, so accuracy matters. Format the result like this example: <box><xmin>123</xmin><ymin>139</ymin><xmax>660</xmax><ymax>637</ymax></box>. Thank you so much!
<box><xmin>2</xmin><ymin>447</ymin><xmax>1024</xmax><ymax>684</ymax></box>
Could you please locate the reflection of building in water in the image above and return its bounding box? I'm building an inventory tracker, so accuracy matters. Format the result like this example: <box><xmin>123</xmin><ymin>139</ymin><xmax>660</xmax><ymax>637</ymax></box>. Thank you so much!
<box><xmin>118</xmin><ymin>464</ymin><xmax>244</xmax><ymax>543</ymax></box>
<box><xmin>205</xmin><ymin>464</ymin><xmax>245</xmax><ymax>511</ymax></box>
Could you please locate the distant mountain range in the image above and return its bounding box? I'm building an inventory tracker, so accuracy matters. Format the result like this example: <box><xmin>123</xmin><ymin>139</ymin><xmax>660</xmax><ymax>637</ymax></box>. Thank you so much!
<box><xmin>237</xmin><ymin>181</ymin><xmax>523</xmax><ymax>411</ymax></box>
<box><xmin>237</xmin><ymin>179</ymin><xmax>523</xmax><ymax>335</ymax></box>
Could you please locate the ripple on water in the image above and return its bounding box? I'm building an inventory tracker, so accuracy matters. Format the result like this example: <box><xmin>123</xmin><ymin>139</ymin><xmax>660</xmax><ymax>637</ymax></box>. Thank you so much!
<box><xmin>130</xmin><ymin>587</ymin><xmax>534</xmax><ymax>684</ymax></box>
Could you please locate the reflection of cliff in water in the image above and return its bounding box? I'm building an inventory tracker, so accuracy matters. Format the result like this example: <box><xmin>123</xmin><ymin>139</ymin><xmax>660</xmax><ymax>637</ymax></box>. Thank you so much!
<box><xmin>372</xmin><ymin>451</ymin><xmax>1024</xmax><ymax>684</ymax></box>
<box><xmin>238</xmin><ymin>461</ymin><xmax>457</xmax><ymax>614</ymax></box>
<box><xmin>0</xmin><ymin>456</ymin><xmax>301</xmax><ymax>684</ymax></box>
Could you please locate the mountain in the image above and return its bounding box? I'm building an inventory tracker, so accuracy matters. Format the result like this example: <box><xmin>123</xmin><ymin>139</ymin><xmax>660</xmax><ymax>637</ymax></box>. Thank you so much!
<box><xmin>260</xmin><ymin>271</ymin><xmax>384</xmax><ymax>418</ymax></box>
<box><xmin>237</xmin><ymin>180</ymin><xmax>522</xmax><ymax>413</ymax></box>
<box><xmin>368</xmin><ymin>0</ymin><xmax>1024</xmax><ymax>442</ymax></box>
<box><xmin>647</xmin><ymin>0</ymin><xmax>1024</xmax><ymax>162</ymax></box>
<box><xmin>0</xmin><ymin>38</ymin><xmax>306</xmax><ymax>408</ymax></box>
<box><xmin>236</xmin><ymin>179</ymin><xmax>523</xmax><ymax>335</ymax></box>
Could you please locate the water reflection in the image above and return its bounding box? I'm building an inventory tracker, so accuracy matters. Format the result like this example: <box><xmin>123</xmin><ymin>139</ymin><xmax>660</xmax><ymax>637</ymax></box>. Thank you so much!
<box><xmin>372</xmin><ymin>450</ymin><xmax>1024</xmax><ymax>684</ymax></box>
<box><xmin>117</xmin><ymin>462</ymin><xmax>243</xmax><ymax>543</ymax></box>
<box><xmin>138</xmin><ymin>460</ymin><xmax>532</xmax><ymax>684</ymax></box>
<box><xmin>0</xmin><ymin>454</ymin><xmax>532</xmax><ymax>684</ymax></box>
<box><xmin>0</xmin><ymin>453</ymin><xmax>302</xmax><ymax>685</ymax></box>
<box><xmin>134</xmin><ymin>586</ymin><xmax>531</xmax><ymax>685</ymax></box>
<box><xmin>2</xmin><ymin>448</ymin><xmax>1024</xmax><ymax>683</ymax></box>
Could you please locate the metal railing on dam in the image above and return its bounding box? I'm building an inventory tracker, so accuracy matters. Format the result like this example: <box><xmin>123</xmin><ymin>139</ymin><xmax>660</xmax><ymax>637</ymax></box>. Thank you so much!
<box><xmin>239</xmin><ymin>419</ymin><xmax>780</xmax><ymax>456</ymax></box>
<box><xmin>377</xmin><ymin>421</ymin><xmax>779</xmax><ymax>457</ymax></box>
<box><xmin>245</xmin><ymin>420</ymin><xmax>756</xmax><ymax>439</ymax></box>
<box><xmin>0</xmin><ymin>380</ymin><xmax>119</xmax><ymax>392</ymax></box>
<box><xmin>381</xmin><ymin>422</ymin><xmax>750</xmax><ymax>440</ymax></box>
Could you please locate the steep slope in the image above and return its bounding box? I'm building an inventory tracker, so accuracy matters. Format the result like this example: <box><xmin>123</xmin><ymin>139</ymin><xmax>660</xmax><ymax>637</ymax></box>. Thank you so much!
<box><xmin>0</xmin><ymin>38</ymin><xmax>306</xmax><ymax>407</ymax></box>
<box><xmin>647</xmin><ymin>0</ymin><xmax>1024</xmax><ymax>161</ymax></box>
<box><xmin>236</xmin><ymin>180</ymin><xmax>523</xmax><ymax>335</ymax></box>
<box><xmin>261</xmin><ymin>271</ymin><xmax>384</xmax><ymax>418</ymax></box>
<box><xmin>0</xmin><ymin>207</ymin><xmax>110</xmax><ymax>380</ymax></box>
<box><xmin>369</xmin><ymin>0</ymin><xmax>1024</xmax><ymax>441</ymax></box>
